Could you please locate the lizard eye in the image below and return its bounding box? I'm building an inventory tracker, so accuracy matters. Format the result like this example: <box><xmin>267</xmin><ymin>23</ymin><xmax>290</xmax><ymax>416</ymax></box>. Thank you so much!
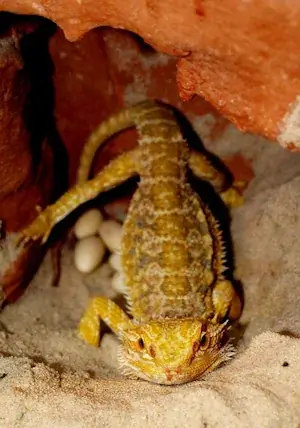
<box><xmin>137</xmin><ymin>338</ymin><xmax>145</xmax><ymax>350</ymax></box>
<box><xmin>199</xmin><ymin>332</ymin><xmax>210</xmax><ymax>350</ymax></box>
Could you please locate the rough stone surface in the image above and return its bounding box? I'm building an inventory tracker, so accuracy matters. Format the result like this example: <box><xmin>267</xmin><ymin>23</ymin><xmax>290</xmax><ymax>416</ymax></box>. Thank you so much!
<box><xmin>1</xmin><ymin>2</ymin><xmax>300</xmax><ymax>146</ymax></box>
<box><xmin>0</xmin><ymin>19</ymin><xmax>58</xmax><ymax>306</ymax></box>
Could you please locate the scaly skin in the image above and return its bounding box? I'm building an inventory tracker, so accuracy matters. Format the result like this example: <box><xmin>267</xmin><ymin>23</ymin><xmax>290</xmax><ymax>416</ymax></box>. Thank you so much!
<box><xmin>18</xmin><ymin>100</ymin><xmax>243</xmax><ymax>385</ymax></box>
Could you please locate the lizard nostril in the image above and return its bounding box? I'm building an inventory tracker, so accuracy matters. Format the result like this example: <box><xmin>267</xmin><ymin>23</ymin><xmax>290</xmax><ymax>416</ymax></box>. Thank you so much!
<box><xmin>149</xmin><ymin>345</ymin><xmax>156</xmax><ymax>358</ymax></box>
<box><xmin>137</xmin><ymin>338</ymin><xmax>145</xmax><ymax>350</ymax></box>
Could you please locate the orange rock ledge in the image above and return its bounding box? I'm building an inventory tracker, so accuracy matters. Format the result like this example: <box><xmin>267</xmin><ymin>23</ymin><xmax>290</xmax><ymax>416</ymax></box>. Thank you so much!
<box><xmin>1</xmin><ymin>1</ymin><xmax>300</xmax><ymax>148</ymax></box>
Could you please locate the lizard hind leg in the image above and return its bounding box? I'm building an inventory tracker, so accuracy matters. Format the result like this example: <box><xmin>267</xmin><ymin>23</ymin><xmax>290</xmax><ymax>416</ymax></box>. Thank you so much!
<box><xmin>188</xmin><ymin>150</ymin><xmax>245</xmax><ymax>209</ymax></box>
<box><xmin>78</xmin><ymin>297</ymin><xmax>133</xmax><ymax>346</ymax></box>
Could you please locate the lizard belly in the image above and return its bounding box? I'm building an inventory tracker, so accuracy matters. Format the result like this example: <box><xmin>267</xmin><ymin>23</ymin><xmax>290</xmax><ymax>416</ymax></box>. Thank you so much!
<box><xmin>121</xmin><ymin>185</ymin><xmax>216</xmax><ymax>322</ymax></box>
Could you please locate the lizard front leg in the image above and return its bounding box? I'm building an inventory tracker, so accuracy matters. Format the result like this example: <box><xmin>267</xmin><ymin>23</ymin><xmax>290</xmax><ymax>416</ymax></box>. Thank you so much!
<box><xmin>78</xmin><ymin>296</ymin><xmax>133</xmax><ymax>346</ymax></box>
<box><xmin>188</xmin><ymin>151</ymin><xmax>244</xmax><ymax>209</ymax></box>
<box><xmin>202</xmin><ymin>204</ymin><xmax>242</xmax><ymax>323</ymax></box>
<box><xmin>212</xmin><ymin>280</ymin><xmax>242</xmax><ymax>322</ymax></box>
<box><xmin>17</xmin><ymin>148</ymin><xmax>139</xmax><ymax>246</ymax></box>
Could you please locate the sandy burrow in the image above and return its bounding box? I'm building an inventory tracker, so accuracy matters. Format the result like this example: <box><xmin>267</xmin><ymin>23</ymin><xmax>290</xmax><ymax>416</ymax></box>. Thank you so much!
<box><xmin>0</xmin><ymin>332</ymin><xmax>299</xmax><ymax>428</ymax></box>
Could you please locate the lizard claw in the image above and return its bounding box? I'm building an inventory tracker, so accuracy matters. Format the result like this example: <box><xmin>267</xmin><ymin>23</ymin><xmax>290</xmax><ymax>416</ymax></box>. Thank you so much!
<box><xmin>35</xmin><ymin>204</ymin><xmax>43</xmax><ymax>214</ymax></box>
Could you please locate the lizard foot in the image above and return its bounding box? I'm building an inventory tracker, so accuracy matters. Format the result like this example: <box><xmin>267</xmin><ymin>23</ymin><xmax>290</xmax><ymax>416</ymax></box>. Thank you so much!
<box><xmin>220</xmin><ymin>181</ymin><xmax>245</xmax><ymax>209</ymax></box>
<box><xmin>78</xmin><ymin>297</ymin><xmax>133</xmax><ymax>346</ymax></box>
<box><xmin>212</xmin><ymin>279</ymin><xmax>242</xmax><ymax>323</ymax></box>
<box><xmin>16</xmin><ymin>206</ymin><xmax>53</xmax><ymax>248</ymax></box>
<box><xmin>78</xmin><ymin>304</ymin><xmax>101</xmax><ymax>347</ymax></box>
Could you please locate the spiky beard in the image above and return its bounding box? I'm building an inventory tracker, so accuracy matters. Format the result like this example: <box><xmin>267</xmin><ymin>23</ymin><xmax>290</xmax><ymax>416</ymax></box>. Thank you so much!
<box><xmin>117</xmin><ymin>340</ymin><xmax>236</xmax><ymax>385</ymax></box>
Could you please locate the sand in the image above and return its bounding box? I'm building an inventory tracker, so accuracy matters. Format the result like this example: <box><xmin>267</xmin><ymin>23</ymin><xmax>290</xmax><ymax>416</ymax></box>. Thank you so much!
<box><xmin>1</xmin><ymin>124</ymin><xmax>300</xmax><ymax>427</ymax></box>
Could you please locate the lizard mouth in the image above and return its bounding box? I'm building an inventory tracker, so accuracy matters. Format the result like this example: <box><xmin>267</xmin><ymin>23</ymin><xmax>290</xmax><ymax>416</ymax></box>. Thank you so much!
<box><xmin>118</xmin><ymin>341</ymin><xmax>235</xmax><ymax>385</ymax></box>
<box><xmin>165</xmin><ymin>342</ymin><xmax>235</xmax><ymax>385</ymax></box>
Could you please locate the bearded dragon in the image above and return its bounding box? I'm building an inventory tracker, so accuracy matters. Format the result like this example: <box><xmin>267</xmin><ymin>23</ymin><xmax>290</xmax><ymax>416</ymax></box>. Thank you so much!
<box><xmin>18</xmin><ymin>100</ymin><xmax>243</xmax><ymax>385</ymax></box>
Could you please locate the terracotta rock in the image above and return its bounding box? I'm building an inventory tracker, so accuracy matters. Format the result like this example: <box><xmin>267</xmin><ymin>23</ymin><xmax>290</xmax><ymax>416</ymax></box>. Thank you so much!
<box><xmin>0</xmin><ymin>1</ymin><xmax>300</xmax><ymax>148</ymax></box>
<box><xmin>0</xmin><ymin>18</ymin><xmax>58</xmax><ymax>307</ymax></box>
<box><xmin>50</xmin><ymin>28</ymin><xmax>253</xmax><ymax>221</ymax></box>
<box><xmin>50</xmin><ymin>28</ymin><xmax>217</xmax><ymax>184</ymax></box>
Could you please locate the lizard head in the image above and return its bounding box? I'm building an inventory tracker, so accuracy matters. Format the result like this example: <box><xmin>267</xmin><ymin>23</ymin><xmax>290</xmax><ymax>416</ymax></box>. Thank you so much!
<box><xmin>119</xmin><ymin>317</ymin><xmax>234</xmax><ymax>385</ymax></box>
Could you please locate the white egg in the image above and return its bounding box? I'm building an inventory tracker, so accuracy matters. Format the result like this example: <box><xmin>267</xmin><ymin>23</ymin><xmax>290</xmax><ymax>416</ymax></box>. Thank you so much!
<box><xmin>111</xmin><ymin>271</ymin><xmax>127</xmax><ymax>294</ymax></box>
<box><xmin>108</xmin><ymin>253</ymin><xmax>122</xmax><ymax>272</ymax></box>
<box><xmin>98</xmin><ymin>220</ymin><xmax>123</xmax><ymax>253</ymax></box>
<box><xmin>74</xmin><ymin>236</ymin><xmax>106</xmax><ymax>273</ymax></box>
<box><xmin>74</xmin><ymin>209</ymin><xmax>103</xmax><ymax>239</ymax></box>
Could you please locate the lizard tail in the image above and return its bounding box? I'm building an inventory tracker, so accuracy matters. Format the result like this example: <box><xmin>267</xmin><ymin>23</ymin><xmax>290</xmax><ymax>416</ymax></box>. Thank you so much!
<box><xmin>76</xmin><ymin>100</ymin><xmax>162</xmax><ymax>184</ymax></box>
<box><xmin>77</xmin><ymin>108</ymin><xmax>134</xmax><ymax>184</ymax></box>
